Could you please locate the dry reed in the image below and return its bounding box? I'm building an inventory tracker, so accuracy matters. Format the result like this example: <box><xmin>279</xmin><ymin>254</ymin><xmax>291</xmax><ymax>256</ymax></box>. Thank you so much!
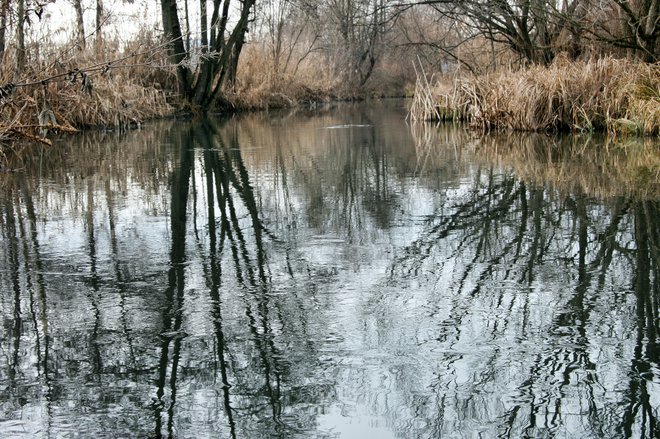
<box><xmin>410</xmin><ymin>56</ymin><xmax>660</xmax><ymax>136</ymax></box>
<box><xmin>0</xmin><ymin>36</ymin><xmax>174</xmax><ymax>166</ymax></box>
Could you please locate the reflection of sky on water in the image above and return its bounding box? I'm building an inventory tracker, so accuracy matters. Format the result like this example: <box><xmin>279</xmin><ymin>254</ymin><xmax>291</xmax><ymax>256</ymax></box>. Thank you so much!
<box><xmin>318</xmin><ymin>405</ymin><xmax>398</xmax><ymax>439</ymax></box>
<box><xmin>0</xmin><ymin>101</ymin><xmax>659</xmax><ymax>438</ymax></box>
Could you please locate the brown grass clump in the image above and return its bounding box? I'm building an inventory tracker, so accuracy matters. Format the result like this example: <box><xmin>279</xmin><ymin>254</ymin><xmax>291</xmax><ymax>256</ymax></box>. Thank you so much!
<box><xmin>411</xmin><ymin>56</ymin><xmax>660</xmax><ymax>136</ymax></box>
<box><xmin>0</xmin><ymin>37</ymin><xmax>174</xmax><ymax>165</ymax></box>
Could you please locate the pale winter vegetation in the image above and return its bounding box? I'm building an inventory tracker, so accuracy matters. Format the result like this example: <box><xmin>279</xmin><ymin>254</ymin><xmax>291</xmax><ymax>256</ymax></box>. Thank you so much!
<box><xmin>0</xmin><ymin>0</ymin><xmax>658</xmax><ymax>163</ymax></box>
<box><xmin>410</xmin><ymin>56</ymin><xmax>660</xmax><ymax>135</ymax></box>
<box><xmin>404</xmin><ymin>1</ymin><xmax>660</xmax><ymax>135</ymax></box>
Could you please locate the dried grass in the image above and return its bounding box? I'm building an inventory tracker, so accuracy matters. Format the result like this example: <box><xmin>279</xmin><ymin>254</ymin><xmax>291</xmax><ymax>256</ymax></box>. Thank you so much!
<box><xmin>0</xmin><ymin>35</ymin><xmax>174</xmax><ymax>166</ymax></box>
<box><xmin>410</xmin><ymin>56</ymin><xmax>660</xmax><ymax>136</ymax></box>
<box><xmin>227</xmin><ymin>44</ymin><xmax>343</xmax><ymax>110</ymax></box>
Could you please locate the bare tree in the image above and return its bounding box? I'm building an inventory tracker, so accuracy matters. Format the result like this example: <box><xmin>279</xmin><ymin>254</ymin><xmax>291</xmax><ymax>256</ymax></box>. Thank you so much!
<box><xmin>95</xmin><ymin>0</ymin><xmax>103</xmax><ymax>50</ymax></box>
<box><xmin>0</xmin><ymin>0</ymin><xmax>8</xmax><ymax>59</ymax></box>
<box><xmin>322</xmin><ymin>0</ymin><xmax>397</xmax><ymax>86</ymax></box>
<box><xmin>252</xmin><ymin>0</ymin><xmax>323</xmax><ymax>77</ymax></box>
<box><xmin>593</xmin><ymin>0</ymin><xmax>660</xmax><ymax>61</ymax></box>
<box><xmin>16</xmin><ymin>0</ymin><xmax>24</xmax><ymax>71</ymax></box>
<box><xmin>160</xmin><ymin>0</ymin><xmax>256</xmax><ymax>109</ymax></box>
<box><xmin>71</xmin><ymin>0</ymin><xmax>85</xmax><ymax>49</ymax></box>
<box><xmin>260</xmin><ymin>0</ymin><xmax>291</xmax><ymax>73</ymax></box>
<box><xmin>397</xmin><ymin>0</ymin><xmax>657</xmax><ymax>63</ymax></box>
<box><xmin>397</xmin><ymin>5</ymin><xmax>485</xmax><ymax>73</ymax></box>
<box><xmin>419</xmin><ymin>0</ymin><xmax>588</xmax><ymax>65</ymax></box>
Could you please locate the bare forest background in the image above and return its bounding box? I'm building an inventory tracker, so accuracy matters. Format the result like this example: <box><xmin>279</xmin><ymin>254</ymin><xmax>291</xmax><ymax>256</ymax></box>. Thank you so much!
<box><xmin>0</xmin><ymin>0</ymin><xmax>658</xmax><ymax>151</ymax></box>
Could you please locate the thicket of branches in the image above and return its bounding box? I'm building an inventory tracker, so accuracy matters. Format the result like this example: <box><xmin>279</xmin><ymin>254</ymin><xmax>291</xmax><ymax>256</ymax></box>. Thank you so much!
<box><xmin>247</xmin><ymin>0</ymin><xmax>658</xmax><ymax>83</ymax></box>
<box><xmin>396</xmin><ymin>0</ymin><xmax>659</xmax><ymax>68</ymax></box>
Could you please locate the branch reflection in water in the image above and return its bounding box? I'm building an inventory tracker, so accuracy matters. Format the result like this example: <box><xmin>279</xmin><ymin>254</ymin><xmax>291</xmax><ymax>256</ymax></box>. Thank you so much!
<box><xmin>0</xmin><ymin>101</ymin><xmax>658</xmax><ymax>438</ymax></box>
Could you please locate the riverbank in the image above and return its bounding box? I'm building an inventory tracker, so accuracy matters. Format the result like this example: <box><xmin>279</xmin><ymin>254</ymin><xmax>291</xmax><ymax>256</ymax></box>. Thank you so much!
<box><xmin>2</xmin><ymin>49</ymin><xmax>658</xmax><ymax>171</ymax></box>
<box><xmin>0</xmin><ymin>44</ymin><xmax>409</xmax><ymax>166</ymax></box>
<box><xmin>409</xmin><ymin>57</ymin><xmax>660</xmax><ymax>136</ymax></box>
<box><xmin>0</xmin><ymin>41</ymin><xmax>175</xmax><ymax>153</ymax></box>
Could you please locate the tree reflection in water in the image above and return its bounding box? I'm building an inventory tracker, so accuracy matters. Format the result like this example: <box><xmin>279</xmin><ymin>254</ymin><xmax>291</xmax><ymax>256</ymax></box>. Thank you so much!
<box><xmin>0</xmin><ymin>103</ymin><xmax>658</xmax><ymax>438</ymax></box>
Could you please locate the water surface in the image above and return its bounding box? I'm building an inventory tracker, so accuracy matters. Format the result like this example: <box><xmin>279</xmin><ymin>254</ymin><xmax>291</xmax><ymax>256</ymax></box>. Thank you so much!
<box><xmin>1</xmin><ymin>101</ymin><xmax>659</xmax><ymax>438</ymax></box>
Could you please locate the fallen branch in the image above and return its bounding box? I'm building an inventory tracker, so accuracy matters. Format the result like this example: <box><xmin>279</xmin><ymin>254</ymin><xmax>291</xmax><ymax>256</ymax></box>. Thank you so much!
<box><xmin>7</xmin><ymin>128</ymin><xmax>53</xmax><ymax>146</ymax></box>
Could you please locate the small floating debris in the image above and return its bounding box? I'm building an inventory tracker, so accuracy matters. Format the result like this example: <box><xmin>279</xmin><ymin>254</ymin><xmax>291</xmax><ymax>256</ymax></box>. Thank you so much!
<box><xmin>322</xmin><ymin>124</ymin><xmax>372</xmax><ymax>129</ymax></box>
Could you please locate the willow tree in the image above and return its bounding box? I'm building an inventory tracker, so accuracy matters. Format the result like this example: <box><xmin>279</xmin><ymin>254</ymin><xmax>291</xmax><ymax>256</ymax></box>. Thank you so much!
<box><xmin>71</xmin><ymin>0</ymin><xmax>85</xmax><ymax>49</ymax></box>
<box><xmin>322</xmin><ymin>0</ymin><xmax>395</xmax><ymax>86</ymax></box>
<box><xmin>160</xmin><ymin>0</ymin><xmax>256</xmax><ymax>110</ymax></box>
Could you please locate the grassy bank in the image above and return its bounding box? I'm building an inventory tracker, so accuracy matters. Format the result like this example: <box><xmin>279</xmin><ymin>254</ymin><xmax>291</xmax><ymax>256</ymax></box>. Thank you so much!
<box><xmin>410</xmin><ymin>57</ymin><xmax>660</xmax><ymax>136</ymax></box>
<box><xmin>224</xmin><ymin>44</ymin><xmax>342</xmax><ymax>110</ymax></box>
<box><xmin>0</xmin><ymin>39</ymin><xmax>174</xmax><ymax>159</ymax></box>
<box><xmin>226</xmin><ymin>43</ymin><xmax>413</xmax><ymax>110</ymax></box>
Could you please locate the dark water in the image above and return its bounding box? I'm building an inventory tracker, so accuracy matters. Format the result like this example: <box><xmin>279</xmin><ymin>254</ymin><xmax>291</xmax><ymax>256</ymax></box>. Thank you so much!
<box><xmin>1</xmin><ymin>101</ymin><xmax>659</xmax><ymax>438</ymax></box>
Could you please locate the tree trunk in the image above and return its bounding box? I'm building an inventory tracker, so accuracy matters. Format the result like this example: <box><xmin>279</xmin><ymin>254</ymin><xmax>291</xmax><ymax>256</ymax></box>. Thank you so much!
<box><xmin>642</xmin><ymin>0</ymin><xmax>659</xmax><ymax>62</ymax></box>
<box><xmin>72</xmin><ymin>0</ymin><xmax>85</xmax><ymax>49</ymax></box>
<box><xmin>161</xmin><ymin>0</ymin><xmax>192</xmax><ymax>99</ymax></box>
<box><xmin>207</xmin><ymin>0</ymin><xmax>255</xmax><ymax>105</ymax></box>
<box><xmin>160</xmin><ymin>0</ymin><xmax>255</xmax><ymax>109</ymax></box>
<box><xmin>613</xmin><ymin>0</ymin><xmax>659</xmax><ymax>61</ymax></box>
<box><xmin>16</xmin><ymin>0</ymin><xmax>25</xmax><ymax>72</ymax></box>
<box><xmin>194</xmin><ymin>0</ymin><xmax>254</xmax><ymax>108</ymax></box>
<box><xmin>200</xmin><ymin>0</ymin><xmax>208</xmax><ymax>48</ymax></box>
<box><xmin>226</xmin><ymin>34</ymin><xmax>245</xmax><ymax>87</ymax></box>
<box><xmin>184</xmin><ymin>0</ymin><xmax>190</xmax><ymax>52</ymax></box>
<box><xmin>0</xmin><ymin>0</ymin><xmax>8</xmax><ymax>59</ymax></box>
<box><xmin>96</xmin><ymin>0</ymin><xmax>104</xmax><ymax>51</ymax></box>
